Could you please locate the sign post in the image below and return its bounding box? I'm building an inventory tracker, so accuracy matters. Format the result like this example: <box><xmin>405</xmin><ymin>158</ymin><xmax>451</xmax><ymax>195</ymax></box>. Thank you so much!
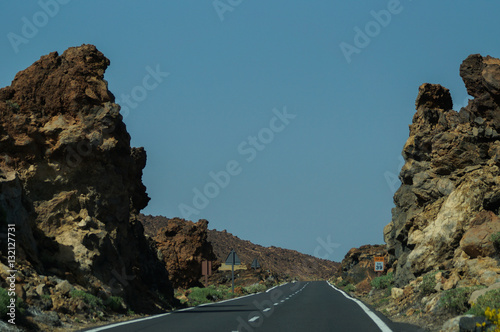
<box><xmin>201</xmin><ymin>260</ymin><xmax>212</xmax><ymax>286</ymax></box>
<box><xmin>374</xmin><ymin>256</ymin><xmax>384</xmax><ymax>276</ymax></box>
<box><xmin>225</xmin><ymin>249</ymin><xmax>241</xmax><ymax>294</ymax></box>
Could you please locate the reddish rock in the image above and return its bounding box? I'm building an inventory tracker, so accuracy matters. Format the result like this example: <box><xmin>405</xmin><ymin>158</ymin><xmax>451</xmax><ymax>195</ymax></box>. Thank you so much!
<box><xmin>460</xmin><ymin>211</ymin><xmax>500</xmax><ymax>258</ymax></box>
<box><xmin>151</xmin><ymin>217</ymin><xmax>217</xmax><ymax>289</ymax></box>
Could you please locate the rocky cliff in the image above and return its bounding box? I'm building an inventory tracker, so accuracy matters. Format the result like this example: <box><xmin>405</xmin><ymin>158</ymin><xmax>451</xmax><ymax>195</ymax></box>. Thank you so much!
<box><xmin>384</xmin><ymin>54</ymin><xmax>500</xmax><ymax>288</ymax></box>
<box><xmin>0</xmin><ymin>45</ymin><xmax>175</xmax><ymax>329</ymax></box>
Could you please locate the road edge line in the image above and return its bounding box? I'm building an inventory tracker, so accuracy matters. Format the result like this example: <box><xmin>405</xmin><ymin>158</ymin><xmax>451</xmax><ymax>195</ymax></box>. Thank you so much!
<box><xmin>326</xmin><ymin>281</ymin><xmax>393</xmax><ymax>332</ymax></box>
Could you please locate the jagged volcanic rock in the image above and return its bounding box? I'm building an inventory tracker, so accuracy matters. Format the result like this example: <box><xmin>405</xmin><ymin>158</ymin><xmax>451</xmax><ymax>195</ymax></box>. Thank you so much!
<box><xmin>0</xmin><ymin>45</ymin><xmax>175</xmax><ymax>323</ymax></box>
<box><xmin>140</xmin><ymin>214</ymin><xmax>217</xmax><ymax>289</ymax></box>
<box><xmin>384</xmin><ymin>54</ymin><xmax>500</xmax><ymax>287</ymax></box>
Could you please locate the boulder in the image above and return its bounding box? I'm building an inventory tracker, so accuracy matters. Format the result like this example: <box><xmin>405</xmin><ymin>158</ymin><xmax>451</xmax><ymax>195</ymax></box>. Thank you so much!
<box><xmin>460</xmin><ymin>211</ymin><xmax>500</xmax><ymax>258</ymax></box>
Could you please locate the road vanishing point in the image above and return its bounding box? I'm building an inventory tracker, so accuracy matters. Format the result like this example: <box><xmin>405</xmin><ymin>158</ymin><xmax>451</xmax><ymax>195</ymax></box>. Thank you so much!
<box><xmin>82</xmin><ymin>281</ymin><xmax>426</xmax><ymax>332</ymax></box>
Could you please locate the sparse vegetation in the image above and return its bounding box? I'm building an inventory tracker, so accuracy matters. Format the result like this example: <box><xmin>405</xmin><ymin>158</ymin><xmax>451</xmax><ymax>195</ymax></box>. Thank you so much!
<box><xmin>70</xmin><ymin>289</ymin><xmax>103</xmax><ymax>309</ymax></box>
<box><xmin>106</xmin><ymin>296</ymin><xmax>124</xmax><ymax>312</ymax></box>
<box><xmin>371</xmin><ymin>272</ymin><xmax>394</xmax><ymax>290</ymax></box>
<box><xmin>419</xmin><ymin>271</ymin><xmax>440</xmax><ymax>295</ymax></box>
<box><xmin>344</xmin><ymin>284</ymin><xmax>356</xmax><ymax>293</ymax></box>
<box><xmin>244</xmin><ymin>283</ymin><xmax>267</xmax><ymax>294</ymax></box>
<box><xmin>468</xmin><ymin>289</ymin><xmax>500</xmax><ymax>317</ymax></box>
<box><xmin>185</xmin><ymin>285</ymin><xmax>232</xmax><ymax>306</ymax></box>
<box><xmin>439</xmin><ymin>286</ymin><xmax>485</xmax><ymax>314</ymax></box>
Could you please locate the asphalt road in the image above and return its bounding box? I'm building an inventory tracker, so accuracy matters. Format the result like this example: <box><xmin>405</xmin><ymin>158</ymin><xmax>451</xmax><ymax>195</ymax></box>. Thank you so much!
<box><xmin>82</xmin><ymin>281</ymin><xmax>427</xmax><ymax>332</ymax></box>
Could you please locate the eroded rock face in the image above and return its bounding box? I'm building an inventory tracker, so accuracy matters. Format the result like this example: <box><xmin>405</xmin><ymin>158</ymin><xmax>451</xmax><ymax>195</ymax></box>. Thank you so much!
<box><xmin>385</xmin><ymin>54</ymin><xmax>500</xmax><ymax>287</ymax></box>
<box><xmin>0</xmin><ymin>45</ymin><xmax>174</xmax><ymax>316</ymax></box>
<box><xmin>145</xmin><ymin>216</ymin><xmax>217</xmax><ymax>289</ymax></box>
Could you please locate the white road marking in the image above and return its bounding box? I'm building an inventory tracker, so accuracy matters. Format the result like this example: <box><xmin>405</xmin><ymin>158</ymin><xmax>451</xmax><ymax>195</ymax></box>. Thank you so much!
<box><xmin>266</xmin><ymin>285</ymin><xmax>279</xmax><ymax>293</ymax></box>
<box><xmin>263</xmin><ymin>308</ymin><xmax>271</xmax><ymax>312</ymax></box>
<box><xmin>327</xmin><ymin>281</ymin><xmax>393</xmax><ymax>332</ymax></box>
<box><xmin>273</xmin><ymin>303</ymin><xmax>279</xmax><ymax>306</ymax></box>
<box><xmin>248</xmin><ymin>316</ymin><xmax>260</xmax><ymax>323</ymax></box>
<box><xmin>85</xmin><ymin>288</ymin><xmax>264</xmax><ymax>331</ymax></box>
<box><xmin>84</xmin><ymin>313</ymin><xmax>172</xmax><ymax>331</ymax></box>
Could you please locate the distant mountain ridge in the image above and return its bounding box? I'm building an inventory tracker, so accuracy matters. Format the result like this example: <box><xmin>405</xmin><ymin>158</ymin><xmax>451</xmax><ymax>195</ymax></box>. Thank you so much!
<box><xmin>207</xmin><ymin>228</ymin><xmax>340</xmax><ymax>280</ymax></box>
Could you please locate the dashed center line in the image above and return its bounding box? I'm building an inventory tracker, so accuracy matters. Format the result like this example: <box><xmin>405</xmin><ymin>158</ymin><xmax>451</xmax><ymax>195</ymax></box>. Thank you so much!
<box><xmin>248</xmin><ymin>316</ymin><xmax>260</xmax><ymax>323</ymax></box>
<box><xmin>263</xmin><ymin>308</ymin><xmax>271</xmax><ymax>312</ymax></box>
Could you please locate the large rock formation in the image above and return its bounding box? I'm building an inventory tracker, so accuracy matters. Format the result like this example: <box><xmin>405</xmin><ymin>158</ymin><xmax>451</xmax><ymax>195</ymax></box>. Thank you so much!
<box><xmin>0</xmin><ymin>45</ymin><xmax>175</xmax><ymax>327</ymax></box>
<box><xmin>140</xmin><ymin>214</ymin><xmax>217</xmax><ymax>289</ymax></box>
<box><xmin>385</xmin><ymin>54</ymin><xmax>500</xmax><ymax>287</ymax></box>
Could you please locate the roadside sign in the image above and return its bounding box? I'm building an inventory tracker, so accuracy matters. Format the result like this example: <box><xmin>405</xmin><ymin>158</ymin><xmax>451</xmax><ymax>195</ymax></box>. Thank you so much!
<box><xmin>201</xmin><ymin>260</ymin><xmax>212</xmax><ymax>287</ymax></box>
<box><xmin>201</xmin><ymin>260</ymin><xmax>212</xmax><ymax>276</ymax></box>
<box><xmin>374</xmin><ymin>256</ymin><xmax>384</xmax><ymax>272</ymax></box>
<box><xmin>225</xmin><ymin>249</ymin><xmax>240</xmax><ymax>294</ymax></box>
<box><xmin>225</xmin><ymin>249</ymin><xmax>241</xmax><ymax>265</ymax></box>
<box><xmin>251</xmin><ymin>258</ymin><xmax>260</xmax><ymax>269</ymax></box>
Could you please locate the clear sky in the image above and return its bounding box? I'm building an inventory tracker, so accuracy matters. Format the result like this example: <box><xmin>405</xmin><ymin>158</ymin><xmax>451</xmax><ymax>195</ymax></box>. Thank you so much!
<box><xmin>1</xmin><ymin>1</ymin><xmax>499</xmax><ymax>262</ymax></box>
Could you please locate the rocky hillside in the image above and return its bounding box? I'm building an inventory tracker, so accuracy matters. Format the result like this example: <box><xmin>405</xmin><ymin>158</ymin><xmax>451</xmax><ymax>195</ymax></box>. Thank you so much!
<box><xmin>140</xmin><ymin>214</ymin><xmax>340</xmax><ymax>281</ymax></box>
<box><xmin>207</xmin><ymin>228</ymin><xmax>339</xmax><ymax>280</ymax></box>
<box><xmin>0</xmin><ymin>45</ymin><xmax>177</xmax><ymax>331</ymax></box>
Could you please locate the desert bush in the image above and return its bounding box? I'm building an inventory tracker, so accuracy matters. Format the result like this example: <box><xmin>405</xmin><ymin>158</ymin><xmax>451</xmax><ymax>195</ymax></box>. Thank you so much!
<box><xmin>439</xmin><ymin>286</ymin><xmax>485</xmax><ymax>314</ymax></box>
<box><xmin>70</xmin><ymin>289</ymin><xmax>103</xmax><ymax>309</ymax></box>
<box><xmin>419</xmin><ymin>271</ymin><xmax>440</xmax><ymax>295</ymax></box>
<box><xmin>106</xmin><ymin>296</ymin><xmax>124</xmax><ymax>312</ymax></box>
<box><xmin>468</xmin><ymin>289</ymin><xmax>500</xmax><ymax>317</ymax></box>
<box><xmin>371</xmin><ymin>273</ymin><xmax>394</xmax><ymax>290</ymax></box>
<box><xmin>186</xmin><ymin>285</ymin><xmax>231</xmax><ymax>306</ymax></box>
<box><xmin>344</xmin><ymin>284</ymin><xmax>356</xmax><ymax>293</ymax></box>
<box><xmin>244</xmin><ymin>283</ymin><xmax>266</xmax><ymax>294</ymax></box>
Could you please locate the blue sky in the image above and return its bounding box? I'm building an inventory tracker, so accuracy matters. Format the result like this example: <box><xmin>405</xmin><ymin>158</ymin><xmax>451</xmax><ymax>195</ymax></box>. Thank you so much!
<box><xmin>1</xmin><ymin>1</ymin><xmax>499</xmax><ymax>262</ymax></box>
